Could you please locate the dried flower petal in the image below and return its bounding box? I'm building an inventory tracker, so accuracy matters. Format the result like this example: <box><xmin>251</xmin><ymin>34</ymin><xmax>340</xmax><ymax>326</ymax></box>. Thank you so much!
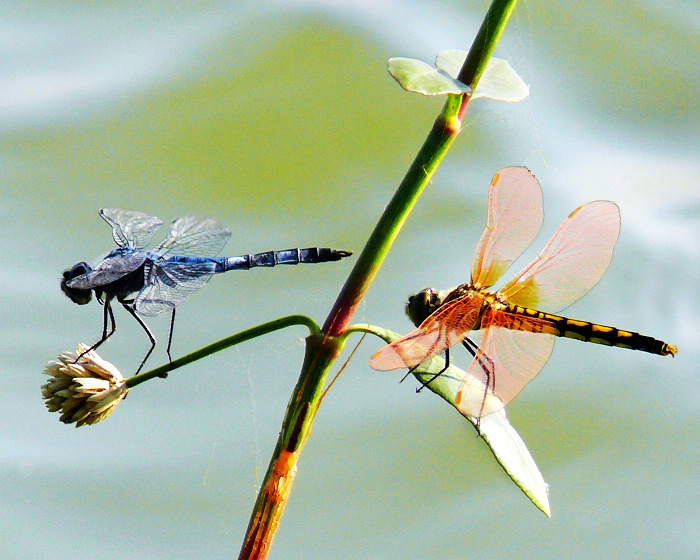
<box><xmin>41</xmin><ymin>345</ymin><xmax>129</xmax><ymax>427</ymax></box>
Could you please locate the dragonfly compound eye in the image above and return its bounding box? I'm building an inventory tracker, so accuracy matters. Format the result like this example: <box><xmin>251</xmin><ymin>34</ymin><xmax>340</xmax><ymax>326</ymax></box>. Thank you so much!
<box><xmin>406</xmin><ymin>288</ymin><xmax>441</xmax><ymax>327</ymax></box>
<box><xmin>61</xmin><ymin>262</ymin><xmax>93</xmax><ymax>305</ymax></box>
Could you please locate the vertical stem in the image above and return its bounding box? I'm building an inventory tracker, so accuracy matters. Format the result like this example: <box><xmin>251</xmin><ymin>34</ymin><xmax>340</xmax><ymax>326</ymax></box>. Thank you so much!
<box><xmin>239</xmin><ymin>333</ymin><xmax>341</xmax><ymax>559</ymax></box>
<box><xmin>324</xmin><ymin>0</ymin><xmax>518</xmax><ymax>336</ymax></box>
<box><xmin>238</xmin><ymin>1</ymin><xmax>519</xmax><ymax>558</ymax></box>
<box><xmin>457</xmin><ymin>0</ymin><xmax>518</xmax><ymax>88</ymax></box>
<box><xmin>322</xmin><ymin>94</ymin><xmax>464</xmax><ymax>337</ymax></box>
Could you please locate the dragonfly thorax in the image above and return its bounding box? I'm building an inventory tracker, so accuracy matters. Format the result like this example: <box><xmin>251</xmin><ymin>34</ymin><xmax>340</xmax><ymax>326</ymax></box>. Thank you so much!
<box><xmin>407</xmin><ymin>284</ymin><xmax>504</xmax><ymax>328</ymax></box>
<box><xmin>62</xmin><ymin>256</ymin><xmax>149</xmax><ymax>307</ymax></box>
<box><xmin>95</xmin><ymin>264</ymin><xmax>147</xmax><ymax>304</ymax></box>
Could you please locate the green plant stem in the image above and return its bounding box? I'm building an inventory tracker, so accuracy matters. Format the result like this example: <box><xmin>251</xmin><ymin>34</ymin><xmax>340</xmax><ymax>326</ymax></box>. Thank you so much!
<box><xmin>238</xmin><ymin>332</ymin><xmax>341</xmax><ymax>560</ymax></box>
<box><xmin>125</xmin><ymin>315</ymin><xmax>319</xmax><ymax>388</ymax></box>
<box><xmin>322</xmin><ymin>93</ymin><xmax>463</xmax><ymax>337</ymax></box>
<box><xmin>457</xmin><ymin>0</ymin><xmax>518</xmax><ymax>102</ymax></box>
<box><xmin>239</xmin><ymin>1</ymin><xmax>519</xmax><ymax>558</ymax></box>
<box><xmin>324</xmin><ymin>0</ymin><xmax>518</xmax><ymax>335</ymax></box>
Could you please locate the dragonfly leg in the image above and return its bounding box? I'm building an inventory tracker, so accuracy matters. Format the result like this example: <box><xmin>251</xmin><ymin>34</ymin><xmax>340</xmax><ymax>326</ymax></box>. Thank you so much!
<box><xmin>75</xmin><ymin>300</ymin><xmax>117</xmax><ymax>361</ymax></box>
<box><xmin>461</xmin><ymin>338</ymin><xmax>495</xmax><ymax>426</ymax></box>
<box><xmin>412</xmin><ymin>348</ymin><xmax>451</xmax><ymax>392</ymax></box>
<box><xmin>120</xmin><ymin>302</ymin><xmax>162</xmax><ymax>377</ymax></box>
<box><xmin>414</xmin><ymin>334</ymin><xmax>483</xmax><ymax>392</ymax></box>
<box><xmin>166</xmin><ymin>309</ymin><xmax>176</xmax><ymax>363</ymax></box>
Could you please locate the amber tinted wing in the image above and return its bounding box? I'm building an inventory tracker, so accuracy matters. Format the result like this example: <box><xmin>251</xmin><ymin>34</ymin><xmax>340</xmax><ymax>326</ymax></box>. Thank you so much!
<box><xmin>499</xmin><ymin>200</ymin><xmax>620</xmax><ymax>312</ymax></box>
<box><xmin>369</xmin><ymin>293</ymin><xmax>482</xmax><ymax>370</ymax></box>
<box><xmin>471</xmin><ymin>167</ymin><xmax>544</xmax><ymax>288</ymax></box>
<box><xmin>455</xmin><ymin>313</ymin><xmax>556</xmax><ymax>417</ymax></box>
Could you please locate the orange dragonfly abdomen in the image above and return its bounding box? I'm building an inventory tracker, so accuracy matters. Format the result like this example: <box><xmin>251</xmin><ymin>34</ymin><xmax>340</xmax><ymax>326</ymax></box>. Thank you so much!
<box><xmin>491</xmin><ymin>303</ymin><xmax>678</xmax><ymax>357</ymax></box>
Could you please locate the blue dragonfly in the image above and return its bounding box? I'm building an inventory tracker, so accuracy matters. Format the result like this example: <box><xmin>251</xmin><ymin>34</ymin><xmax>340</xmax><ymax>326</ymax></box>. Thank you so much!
<box><xmin>61</xmin><ymin>208</ymin><xmax>352</xmax><ymax>374</ymax></box>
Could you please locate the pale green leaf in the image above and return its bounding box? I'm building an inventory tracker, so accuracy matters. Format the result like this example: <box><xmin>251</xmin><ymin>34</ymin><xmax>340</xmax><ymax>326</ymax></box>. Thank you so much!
<box><xmin>434</xmin><ymin>49</ymin><xmax>470</xmax><ymax>80</ymax></box>
<box><xmin>363</xmin><ymin>324</ymin><xmax>550</xmax><ymax>516</ymax></box>
<box><xmin>477</xmin><ymin>412</ymin><xmax>550</xmax><ymax>517</ymax></box>
<box><xmin>435</xmin><ymin>50</ymin><xmax>529</xmax><ymax>102</ymax></box>
<box><xmin>387</xmin><ymin>57</ymin><xmax>470</xmax><ymax>96</ymax></box>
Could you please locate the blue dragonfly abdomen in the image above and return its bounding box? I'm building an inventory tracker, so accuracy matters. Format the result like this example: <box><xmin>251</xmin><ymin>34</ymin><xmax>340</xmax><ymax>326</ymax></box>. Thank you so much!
<box><xmin>162</xmin><ymin>247</ymin><xmax>351</xmax><ymax>273</ymax></box>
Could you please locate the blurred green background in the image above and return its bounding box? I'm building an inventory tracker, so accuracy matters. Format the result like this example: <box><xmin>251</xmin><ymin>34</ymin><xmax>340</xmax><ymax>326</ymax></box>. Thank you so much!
<box><xmin>2</xmin><ymin>1</ymin><xmax>697</xmax><ymax>559</ymax></box>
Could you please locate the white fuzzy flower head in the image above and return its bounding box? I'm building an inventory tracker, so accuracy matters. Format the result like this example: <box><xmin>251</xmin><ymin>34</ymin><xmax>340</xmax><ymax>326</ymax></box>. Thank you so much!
<box><xmin>42</xmin><ymin>344</ymin><xmax>129</xmax><ymax>427</ymax></box>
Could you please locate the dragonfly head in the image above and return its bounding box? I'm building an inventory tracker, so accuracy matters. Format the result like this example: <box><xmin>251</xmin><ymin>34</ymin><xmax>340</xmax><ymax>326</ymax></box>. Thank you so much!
<box><xmin>406</xmin><ymin>288</ymin><xmax>444</xmax><ymax>327</ymax></box>
<box><xmin>61</xmin><ymin>262</ymin><xmax>93</xmax><ymax>305</ymax></box>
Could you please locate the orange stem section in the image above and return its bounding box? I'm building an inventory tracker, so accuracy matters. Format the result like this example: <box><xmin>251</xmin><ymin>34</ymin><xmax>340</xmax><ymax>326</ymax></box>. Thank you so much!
<box><xmin>239</xmin><ymin>450</ymin><xmax>299</xmax><ymax>560</ymax></box>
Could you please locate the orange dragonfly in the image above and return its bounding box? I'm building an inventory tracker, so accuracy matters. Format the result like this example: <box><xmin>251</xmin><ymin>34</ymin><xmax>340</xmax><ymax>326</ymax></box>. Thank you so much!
<box><xmin>370</xmin><ymin>167</ymin><xmax>677</xmax><ymax>418</ymax></box>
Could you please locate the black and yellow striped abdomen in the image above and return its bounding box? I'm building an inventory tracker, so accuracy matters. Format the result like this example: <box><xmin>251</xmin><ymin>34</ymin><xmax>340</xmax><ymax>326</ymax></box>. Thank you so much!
<box><xmin>504</xmin><ymin>304</ymin><xmax>677</xmax><ymax>357</ymax></box>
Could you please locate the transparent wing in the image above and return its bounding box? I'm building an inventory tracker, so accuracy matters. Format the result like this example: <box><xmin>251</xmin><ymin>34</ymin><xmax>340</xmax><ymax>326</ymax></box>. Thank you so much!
<box><xmin>456</xmin><ymin>322</ymin><xmax>555</xmax><ymax>418</ymax></box>
<box><xmin>153</xmin><ymin>215</ymin><xmax>231</xmax><ymax>258</ymax></box>
<box><xmin>99</xmin><ymin>208</ymin><xmax>163</xmax><ymax>250</ymax></box>
<box><xmin>471</xmin><ymin>167</ymin><xmax>544</xmax><ymax>288</ymax></box>
<box><xmin>134</xmin><ymin>260</ymin><xmax>218</xmax><ymax>317</ymax></box>
<box><xmin>499</xmin><ymin>200</ymin><xmax>620</xmax><ymax>312</ymax></box>
<box><xmin>369</xmin><ymin>294</ymin><xmax>483</xmax><ymax>370</ymax></box>
<box><xmin>66</xmin><ymin>251</ymin><xmax>149</xmax><ymax>289</ymax></box>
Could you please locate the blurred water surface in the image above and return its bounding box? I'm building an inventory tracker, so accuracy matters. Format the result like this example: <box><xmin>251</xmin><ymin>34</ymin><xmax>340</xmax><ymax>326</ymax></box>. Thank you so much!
<box><xmin>1</xmin><ymin>1</ymin><xmax>697</xmax><ymax>559</ymax></box>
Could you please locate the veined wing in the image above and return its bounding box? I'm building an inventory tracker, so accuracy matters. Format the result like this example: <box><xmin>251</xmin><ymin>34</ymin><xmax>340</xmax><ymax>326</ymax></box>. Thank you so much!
<box><xmin>369</xmin><ymin>292</ymin><xmax>483</xmax><ymax>370</ymax></box>
<box><xmin>471</xmin><ymin>167</ymin><xmax>543</xmax><ymax>288</ymax></box>
<box><xmin>499</xmin><ymin>200</ymin><xmax>620</xmax><ymax>312</ymax></box>
<box><xmin>153</xmin><ymin>215</ymin><xmax>231</xmax><ymax>258</ymax></box>
<box><xmin>66</xmin><ymin>251</ymin><xmax>149</xmax><ymax>290</ymax></box>
<box><xmin>456</xmin><ymin>320</ymin><xmax>555</xmax><ymax>418</ymax></box>
<box><xmin>134</xmin><ymin>259</ymin><xmax>218</xmax><ymax>317</ymax></box>
<box><xmin>136</xmin><ymin>214</ymin><xmax>231</xmax><ymax>315</ymax></box>
<box><xmin>100</xmin><ymin>208</ymin><xmax>163</xmax><ymax>250</ymax></box>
